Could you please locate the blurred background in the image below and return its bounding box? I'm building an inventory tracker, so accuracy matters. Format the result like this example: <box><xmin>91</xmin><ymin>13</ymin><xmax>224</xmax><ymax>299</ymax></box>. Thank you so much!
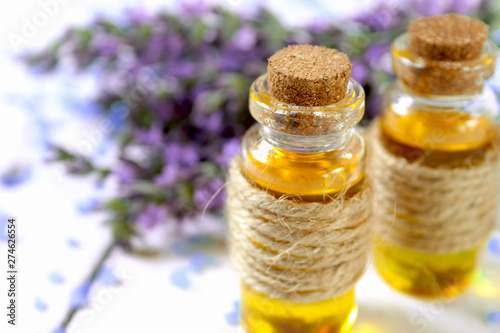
<box><xmin>1</xmin><ymin>0</ymin><xmax>500</xmax><ymax>332</ymax></box>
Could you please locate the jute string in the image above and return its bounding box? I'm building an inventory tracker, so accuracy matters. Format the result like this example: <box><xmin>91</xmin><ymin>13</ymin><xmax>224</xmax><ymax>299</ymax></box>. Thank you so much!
<box><xmin>226</xmin><ymin>157</ymin><xmax>372</xmax><ymax>303</ymax></box>
<box><xmin>369</xmin><ymin>121</ymin><xmax>500</xmax><ymax>254</ymax></box>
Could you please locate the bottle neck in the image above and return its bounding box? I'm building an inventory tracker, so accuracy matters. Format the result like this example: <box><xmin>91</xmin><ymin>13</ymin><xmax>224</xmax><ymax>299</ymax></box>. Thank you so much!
<box><xmin>395</xmin><ymin>80</ymin><xmax>496</xmax><ymax>113</ymax></box>
<box><xmin>259</xmin><ymin>125</ymin><xmax>354</xmax><ymax>153</ymax></box>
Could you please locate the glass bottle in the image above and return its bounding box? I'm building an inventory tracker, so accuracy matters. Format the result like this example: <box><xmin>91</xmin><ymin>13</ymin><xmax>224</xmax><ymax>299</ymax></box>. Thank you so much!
<box><xmin>239</xmin><ymin>73</ymin><xmax>366</xmax><ymax>333</ymax></box>
<box><xmin>373</xmin><ymin>32</ymin><xmax>499</xmax><ymax>299</ymax></box>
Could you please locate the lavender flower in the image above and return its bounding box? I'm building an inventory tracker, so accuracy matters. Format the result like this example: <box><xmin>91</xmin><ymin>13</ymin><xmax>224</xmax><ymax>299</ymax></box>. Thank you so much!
<box><xmin>217</xmin><ymin>139</ymin><xmax>241</xmax><ymax>168</ymax></box>
<box><xmin>137</xmin><ymin>203</ymin><xmax>168</xmax><ymax>229</ymax></box>
<box><xmin>412</xmin><ymin>0</ymin><xmax>452</xmax><ymax>16</ymax></box>
<box><xmin>450</xmin><ymin>0</ymin><xmax>483</xmax><ymax>14</ymax></box>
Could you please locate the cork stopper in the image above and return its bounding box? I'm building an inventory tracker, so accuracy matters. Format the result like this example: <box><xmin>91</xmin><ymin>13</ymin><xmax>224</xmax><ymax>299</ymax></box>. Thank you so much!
<box><xmin>393</xmin><ymin>14</ymin><xmax>497</xmax><ymax>96</ymax></box>
<box><xmin>409</xmin><ymin>14</ymin><xmax>488</xmax><ymax>61</ymax></box>
<box><xmin>267</xmin><ymin>45</ymin><xmax>352</xmax><ymax>107</ymax></box>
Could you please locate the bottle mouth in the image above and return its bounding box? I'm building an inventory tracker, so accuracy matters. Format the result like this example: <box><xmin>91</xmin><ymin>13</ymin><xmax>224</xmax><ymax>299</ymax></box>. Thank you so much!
<box><xmin>249</xmin><ymin>74</ymin><xmax>365</xmax><ymax>136</ymax></box>
<box><xmin>392</xmin><ymin>33</ymin><xmax>498</xmax><ymax>96</ymax></box>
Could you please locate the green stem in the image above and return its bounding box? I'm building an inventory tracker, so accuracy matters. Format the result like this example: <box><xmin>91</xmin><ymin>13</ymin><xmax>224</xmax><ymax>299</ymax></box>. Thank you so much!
<box><xmin>60</xmin><ymin>239</ymin><xmax>118</xmax><ymax>329</ymax></box>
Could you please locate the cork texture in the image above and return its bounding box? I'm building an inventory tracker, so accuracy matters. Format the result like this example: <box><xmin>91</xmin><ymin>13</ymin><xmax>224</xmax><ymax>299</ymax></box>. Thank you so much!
<box><xmin>396</xmin><ymin>14</ymin><xmax>495</xmax><ymax>95</ymax></box>
<box><xmin>409</xmin><ymin>14</ymin><xmax>488</xmax><ymax>61</ymax></box>
<box><xmin>267</xmin><ymin>45</ymin><xmax>352</xmax><ymax>107</ymax></box>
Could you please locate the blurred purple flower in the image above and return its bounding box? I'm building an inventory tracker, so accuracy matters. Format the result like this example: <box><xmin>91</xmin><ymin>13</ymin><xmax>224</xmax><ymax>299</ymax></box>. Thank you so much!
<box><xmin>1</xmin><ymin>165</ymin><xmax>32</xmax><ymax>187</ymax></box>
<box><xmin>70</xmin><ymin>282</ymin><xmax>91</xmax><ymax>308</ymax></box>
<box><xmin>154</xmin><ymin>164</ymin><xmax>186</xmax><ymax>187</ymax></box>
<box><xmin>34</xmin><ymin>296</ymin><xmax>48</xmax><ymax>312</ymax></box>
<box><xmin>365</xmin><ymin>42</ymin><xmax>391</xmax><ymax>65</ymax></box>
<box><xmin>97</xmin><ymin>266</ymin><xmax>119</xmax><ymax>285</ymax></box>
<box><xmin>76</xmin><ymin>198</ymin><xmax>98</xmax><ymax>215</ymax></box>
<box><xmin>233</xmin><ymin>26</ymin><xmax>257</xmax><ymax>51</ymax></box>
<box><xmin>179</xmin><ymin>0</ymin><xmax>210</xmax><ymax>18</ymax></box>
<box><xmin>366</xmin><ymin>94</ymin><xmax>382</xmax><ymax>119</ymax></box>
<box><xmin>350</xmin><ymin>59</ymin><xmax>370</xmax><ymax>85</ymax></box>
<box><xmin>49</xmin><ymin>271</ymin><xmax>64</xmax><ymax>284</ymax></box>
<box><xmin>217</xmin><ymin>48</ymin><xmax>245</xmax><ymax>72</ymax></box>
<box><xmin>412</xmin><ymin>0</ymin><xmax>451</xmax><ymax>16</ymax></box>
<box><xmin>152</xmin><ymin>100</ymin><xmax>175</xmax><ymax>120</ymax></box>
<box><xmin>188</xmin><ymin>251</ymin><xmax>216</xmax><ymax>272</ymax></box>
<box><xmin>113</xmin><ymin>162</ymin><xmax>136</xmax><ymax>184</ymax></box>
<box><xmin>486</xmin><ymin>311</ymin><xmax>500</xmax><ymax>324</ymax></box>
<box><xmin>191</xmin><ymin>108</ymin><xmax>224</xmax><ymax>133</ymax></box>
<box><xmin>217</xmin><ymin>138</ymin><xmax>241</xmax><ymax>168</ymax></box>
<box><xmin>225</xmin><ymin>300</ymin><xmax>240</xmax><ymax>326</ymax></box>
<box><xmin>354</xmin><ymin>3</ymin><xmax>403</xmax><ymax>31</ymax></box>
<box><xmin>163</xmin><ymin>34</ymin><xmax>185</xmax><ymax>59</ymax></box>
<box><xmin>488</xmin><ymin>234</ymin><xmax>500</xmax><ymax>257</ymax></box>
<box><xmin>135</xmin><ymin>124</ymin><xmax>164</xmax><ymax>145</ymax></box>
<box><xmin>194</xmin><ymin>178</ymin><xmax>225</xmax><ymax>210</ymax></box>
<box><xmin>66</xmin><ymin>238</ymin><xmax>81</xmax><ymax>249</ymax></box>
<box><xmin>165</xmin><ymin>143</ymin><xmax>199</xmax><ymax>167</ymax></box>
<box><xmin>167</xmin><ymin>61</ymin><xmax>197</xmax><ymax>78</ymax></box>
<box><xmin>92</xmin><ymin>34</ymin><xmax>120</xmax><ymax>57</ymax></box>
<box><xmin>137</xmin><ymin>204</ymin><xmax>168</xmax><ymax>228</ymax></box>
<box><xmin>170</xmin><ymin>268</ymin><xmax>190</xmax><ymax>289</ymax></box>
<box><xmin>450</xmin><ymin>0</ymin><xmax>482</xmax><ymax>14</ymax></box>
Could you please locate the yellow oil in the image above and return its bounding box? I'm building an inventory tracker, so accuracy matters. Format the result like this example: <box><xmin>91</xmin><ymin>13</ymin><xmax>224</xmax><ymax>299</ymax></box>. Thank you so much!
<box><xmin>374</xmin><ymin>106</ymin><xmax>495</xmax><ymax>299</ymax></box>
<box><xmin>243</xmin><ymin>135</ymin><xmax>365</xmax><ymax>199</ymax></box>
<box><xmin>240</xmin><ymin>130</ymin><xmax>364</xmax><ymax>332</ymax></box>
<box><xmin>241</xmin><ymin>283</ymin><xmax>357</xmax><ymax>333</ymax></box>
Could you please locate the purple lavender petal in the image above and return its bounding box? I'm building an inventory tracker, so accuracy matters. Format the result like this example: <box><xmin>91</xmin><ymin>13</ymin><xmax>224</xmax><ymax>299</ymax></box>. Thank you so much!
<box><xmin>412</xmin><ymin>0</ymin><xmax>451</xmax><ymax>16</ymax></box>
<box><xmin>137</xmin><ymin>204</ymin><xmax>168</xmax><ymax>229</ymax></box>
<box><xmin>365</xmin><ymin>42</ymin><xmax>391</xmax><ymax>65</ymax></box>
<box><xmin>179</xmin><ymin>0</ymin><xmax>210</xmax><ymax>18</ymax></box>
<box><xmin>188</xmin><ymin>251</ymin><xmax>216</xmax><ymax>273</ymax></box>
<box><xmin>34</xmin><ymin>297</ymin><xmax>48</xmax><ymax>312</ymax></box>
<box><xmin>194</xmin><ymin>178</ymin><xmax>225</xmax><ymax>210</ymax></box>
<box><xmin>350</xmin><ymin>59</ymin><xmax>370</xmax><ymax>85</ymax></box>
<box><xmin>1</xmin><ymin>165</ymin><xmax>33</xmax><ymax>187</ymax></box>
<box><xmin>154</xmin><ymin>164</ymin><xmax>188</xmax><ymax>187</ymax></box>
<box><xmin>164</xmin><ymin>143</ymin><xmax>200</xmax><ymax>167</ymax></box>
<box><xmin>167</xmin><ymin>61</ymin><xmax>197</xmax><ymax>78</ymax></box>
<box><xmin>70</xmin><ymin>282</ymin><xmax>91</xmax><ymax>308</ymax></box>
<box><xmin>49</xmin><ymin>271</ymin><xmax>64</xmax><ymax>284</ymax></box>
<box><xmin>170</xmin><ymin>269</ymin><xmax>190</xmax><ymax>289</ymax></box>
<box><xmin>127</xmin><ymin>7</ymin><xmax>152</xmax><ymax>25</ymax></box>
<box><xmin>485</xmin><ymin>311</ymin><xmax>500</xmax><ymax>324</ymax></box>
<box><xmin>216</xmin><ymin>138</ymin><xmax>241</xmax><ymax>168</ymax></box>
<box><xmin>450</xmin><ymin>0</ymin><xmax>482</xmax><ymax>14</ymax></box>
<box><xmin>76</xmin><ymin>198</ymin><xmax>99</xmax><ymax>215</ymax></box>
<box><xmin>233</xmin><ymin>26</ymin><xmax>257</xmax><ymax>51</ymax></box>
<box><xmin>225</xmin><ymin>300</ymin><xmax>240</xmax><ymax>326</ymax></box>
<box><xmin>113</xmin><ymin>162</ymin><xmax>136</xmax><ymax>184</ymax></box>
<box><xmin>487</xmin><ymin>235</ymin><xmax>500</xmax><ymax>257</ymax></box>
<box><xmin>92</xmin><ymin>34</ymin><xmax>120</xmax><ymax>57</ymax></box>
<box><xmin>135</xmin><ymin>124</ymin><xmax>164</xmax><ymax>145</ymax></box>
<box><xmin>67</xmin><ymin>238</ymin><xmax>81</xmax><ymax>249</ymax></box>
<box><xmin>354</xmin><ymin>3</ymin><xmax>403</xmax><ymax>31</ymax></box>
<box><xmin>97</xmin><ymin>267</ymin><xmax>119</xmax><ymax>286</ymax></box>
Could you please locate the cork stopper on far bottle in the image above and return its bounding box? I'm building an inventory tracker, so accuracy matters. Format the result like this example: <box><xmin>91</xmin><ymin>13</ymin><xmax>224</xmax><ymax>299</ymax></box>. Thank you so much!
<box><xmin>394</xmin><ymin>14</ymin><xmax>496</xmax><ymax>96</ymax></box>
<box><xmin>409</xmin><ymin>14</ymin><xmax>488</xmax><ymax>61</ymax></box>
<box><xmin>267</xmin><ymin>45</ymin><xmax>352</xmax><ymax>107</ymax></box>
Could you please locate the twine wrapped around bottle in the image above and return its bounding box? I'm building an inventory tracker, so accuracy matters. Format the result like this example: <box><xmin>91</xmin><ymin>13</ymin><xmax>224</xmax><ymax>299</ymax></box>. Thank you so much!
<box><xmin>226</xmin><ymin>156</ymin><xmax>372</xmax><ymax>303</ymax></box>
<box><xmin>369</xmin><ymin>121</ymin><xmax>500</xmax><ymax>254</ymax></box>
